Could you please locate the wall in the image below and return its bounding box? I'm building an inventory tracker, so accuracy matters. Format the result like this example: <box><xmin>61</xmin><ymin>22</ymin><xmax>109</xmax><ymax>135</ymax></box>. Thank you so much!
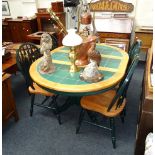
<box><xmin>2</xmin><ymin>0</ymin><xmax>153</xmax><ymax>27</ymax></box>
<box><xmin>3</xmin><ymin>0</ymin><xmax>37</xmax><ymax>19</ymax></box>
<box><xmin>36</xmin><ymin>0</ymin><xmax>60</xmax><ymax>8</ymax></box>
<box><xmin>135</xmin><ymin>0</ymin><xmax>153</xmax><ymax>27</ymax></box>
<box><xmin>66</xmin><ymin>0</ymin><xmax>137</xmax><ymax>29</ymax></box>
<box><xmin>3</xmin><ymin>0</ymin><xmax>63</xmax><ymax>19</ymax></box>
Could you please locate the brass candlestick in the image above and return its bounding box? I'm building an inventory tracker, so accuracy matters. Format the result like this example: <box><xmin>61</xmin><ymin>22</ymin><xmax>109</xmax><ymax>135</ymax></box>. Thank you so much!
<box><xmin>69</xmin><ymin>46</ymin><xmax>79</xmax><ymax>72</ymax></box>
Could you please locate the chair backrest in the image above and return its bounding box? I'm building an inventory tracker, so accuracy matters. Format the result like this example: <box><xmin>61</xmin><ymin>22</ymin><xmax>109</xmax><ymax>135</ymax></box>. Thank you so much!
<box><xmin>128</xmin><ymin>39</ymin><xmax>142</xmax><ymax>64</ymax></box>
<box><xmin>107</xmin><ymin>55</ymin><xmax>140</xmax><ymax>111</ymax></box>
<box><xmin>49</xmin><ymin>33</ymin><xmax>58</xmax><ymax>50</ymax></box>
<box><xmin>110</xmin><ymin>40</ymin><xmax>142</xmax><ymax>110</ymax></box>
<box><xmin>16</xmin><ymin>42</ymin><xmax>42</xmax><ymax>88</ymax></box>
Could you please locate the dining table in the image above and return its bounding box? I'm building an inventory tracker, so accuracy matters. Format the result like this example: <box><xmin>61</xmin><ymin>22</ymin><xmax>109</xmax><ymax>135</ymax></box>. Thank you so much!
<box><xmin>29</xmin><ymin>43</ymin><xmax>129</xmax><ymax>112</ymax></box>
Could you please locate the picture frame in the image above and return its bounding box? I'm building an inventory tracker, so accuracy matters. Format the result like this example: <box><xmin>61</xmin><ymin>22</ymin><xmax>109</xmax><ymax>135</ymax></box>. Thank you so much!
<box><xmin>2</xmin><ymin>1</ymin><xmax>11</xmax><ymax>16</ymax></box>
<box><xmin>105</xmin><ymin>38</ymin><xmax>130</xmax><ymax>52</ymax></box>
<box><xmin>106</xmin><ymin>43</ymin><xmax>127</xmax><ymax>51</ymax></box>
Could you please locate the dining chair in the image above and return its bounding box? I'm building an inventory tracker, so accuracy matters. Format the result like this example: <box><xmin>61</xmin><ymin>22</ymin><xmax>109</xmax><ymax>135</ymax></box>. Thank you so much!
<box><xmin>76</xmin><ymin>54</ymin><xmax>140</xmax><ymax>148</ymax></box>
<box><xmin>118</xmin><ymin>39</ymin><xmax>142</xmax><ymax>91</ymax></box>
<box><xmin>16</xmin><ymin>42</ymin><xmax>61</xmax><ymax>124</ymax></box>
<box><xmin>128</xmin><ymin>39</ymin><xmax>142</xmax><ymax>65</ymax></box>
<box><xmin>50</xmin><ymin>33</ymin><xmax>58</xmax><ymax>49</ymax></box>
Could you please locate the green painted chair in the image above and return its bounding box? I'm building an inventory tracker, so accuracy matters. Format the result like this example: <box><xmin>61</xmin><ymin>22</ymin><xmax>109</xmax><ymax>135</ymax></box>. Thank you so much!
<box><xmin>128</xmin><ymin>39</ymin><xmax>142</xmax><ymax>64</ymax></box>
<box><xmin>16</xmin><ymin>42</ymin><xmax>61</xmax><ymax>124</ymax></box>
<box><xmin>76</xmin><ymin>54</ymin><xmax>140</xmax><ymax>148</ymax></box>
<box><xmin>114</xmin><ymin>39</ymin><xmax>142</xmax><ymax>90</ymax></box>
<box><xmin>117</xmin><ymin>39</ymin><xmax>142</xmax><ymax>101</ymax></box>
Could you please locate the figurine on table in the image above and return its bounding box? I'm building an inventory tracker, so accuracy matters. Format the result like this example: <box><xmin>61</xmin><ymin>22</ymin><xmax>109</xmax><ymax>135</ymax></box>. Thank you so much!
<box><xmin>87</xmin><ymin>42</ymin><xmax>101</xmax><ymax>66</ymax></box>
<box><xmin>80</xmin><ymin>59</ymin><xmax>103</xmax><ymax>83</ymax></box>
<box><xmin>39</xmin><ymin>33</ymin><xmax>55</xmax><ymax>74</ymax></box>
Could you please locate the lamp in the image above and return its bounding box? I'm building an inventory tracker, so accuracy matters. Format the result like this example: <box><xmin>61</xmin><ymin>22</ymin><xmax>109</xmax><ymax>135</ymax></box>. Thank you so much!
<box><xmin>62</xmin><ymin>29</ymin><xmax>83</xmax><ymax>72</ymax></box>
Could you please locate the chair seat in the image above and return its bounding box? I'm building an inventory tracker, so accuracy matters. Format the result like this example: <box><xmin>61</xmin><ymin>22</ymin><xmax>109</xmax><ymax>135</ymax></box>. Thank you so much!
<box><xmin>28</xmin><ymin>82</ymin><xmax>54</xmax><ymax>96</ymax></box>
<box><xmin>81</xmin><ymin>90</ymin><xmax>126</xmax><ymax>117</ymax></box>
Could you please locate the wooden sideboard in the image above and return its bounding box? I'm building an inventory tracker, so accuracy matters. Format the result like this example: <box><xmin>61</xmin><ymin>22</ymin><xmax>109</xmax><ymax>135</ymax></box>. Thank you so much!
<box><xmin>134</xmin><ymin>27</ymin><xmax>153</xmax><ymax>52</ymax></box>
<box><xmin>134</xmin><ymin>43</ymin><xmax>153</xmax><ymax>155</ymax></box>
<box><xmin>2</xmin><ymin>18</ymin><xmax>38</xmax><ymax>42</ymax></box>
<box><xmin>98</xmin><ymin>31</ymin><xmax>131</xmax><ymax>43</ymax></box>
<box><xmin>2</xmin><ymin>19</ymin><xmax>12</xmax><ymax>42</ymax></box>
<box><xmin>2</xmin><ymin>53</ymin><xmax>17</xmax><ymax>74</ymax></box>
<box><xmin>2</xmin><ymin>73</ymin><xmax>19</xmax><ymax>125</ymax></box>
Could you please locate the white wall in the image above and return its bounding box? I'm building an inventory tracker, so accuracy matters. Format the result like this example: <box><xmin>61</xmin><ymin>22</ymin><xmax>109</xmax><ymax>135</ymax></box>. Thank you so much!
<box><xmin>37</xmin><ymin>0</ymin><xmax>52</xmax><ymax>8</ymax></box>
<box><xmin>37</xmin><ymin>0</ymin><xmax>62</xmax><ymax>8</ymax></box>
<box><xmin>135</xmin><ymin>0</ymin><xmax>153</xmax><ymax>27</ymax></box>
<box><xmin>3</xmin><ymin>0</ymin><xmax>63</xmax><ymax>19</ymax></box>
<box><xmin>66</xmin><ymin>0</ymin><xmax>137</xmax><ymax>29</ymax></box>
<box><xmin>3</xmin><ymin>0</ymin><xmax>37</xmax><ymax>19</ymax></box>
<box><xmin>2</xmin><ymin>0</ymin><xmax>153</xmax><ymax>27</ymax></box>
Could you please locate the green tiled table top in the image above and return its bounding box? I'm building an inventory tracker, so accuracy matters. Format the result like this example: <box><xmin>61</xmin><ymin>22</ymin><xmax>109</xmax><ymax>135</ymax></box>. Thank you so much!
<box><xmin>37</xmin><ymin>63</ymin><xmax>115</xmax><ymax>85</ymax></box>
<box><xmin>30</xmin><ymin>43</ymin><xmax>129</xmax><ymax>94</ymax></box>
<box><xmin>37</xmin><ymin>44</ymin><xmax>122</xmax><ymax>85</ymax></box>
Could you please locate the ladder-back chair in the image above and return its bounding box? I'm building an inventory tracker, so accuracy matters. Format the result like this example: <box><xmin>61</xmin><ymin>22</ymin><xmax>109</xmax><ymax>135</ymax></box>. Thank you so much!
<box><xmin>76</xmin><ymin>54</ymin><xmax>140</xmax><ymax>149</ymax></box>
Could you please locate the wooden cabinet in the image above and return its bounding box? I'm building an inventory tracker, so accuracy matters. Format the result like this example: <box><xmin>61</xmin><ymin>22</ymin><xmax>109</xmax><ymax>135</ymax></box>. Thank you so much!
<box><xmin>2</xmin><ymin>53</ymin><xmax>17</xmax><ymax>74</ymax></box>
<box><xmin>134</xmin><ymin>27</ymin><xmax>153</xmax><ymax>52</ymax></box>
<box><xmin>2</xmin><ymin>73</ymin><xmax>19</xmax><ymax>125</ymax></box>
<box><xmin>8</xmin><ymin>21</ymin><xmax>23</xmax><ymax>42</ymax></box>
<box><xmin>2</xmin><ymin>20</ymin><xmax>12</xmax><ymax>42</ymax></box>
<box><xmin>98</xmin><ymin>32</ymin><xmax>131</xmax><ymax>43</ymax></box>
<box><xmin>134</xmin><ymin>43</ymin><xmax>153</xmax><ymax>155</ymax></box>
<box><xmin>4</xmin><ymin>18</ymin><xmax>38</xmax><ymax>43</ymax></box>
<box><xmin>21</xmin><ymin>20</ymin><xmax>38</xmax><ymax>41</ymax></box>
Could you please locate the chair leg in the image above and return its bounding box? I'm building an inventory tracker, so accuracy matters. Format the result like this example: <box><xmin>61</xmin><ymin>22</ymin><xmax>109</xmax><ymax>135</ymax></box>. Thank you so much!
<box><xmin>56</xmin><ymin>114</ymin><xmax>62</xmax><ymax>125</ymax></box>
<box><xmin>86</xmin><ymin>110</ymin><xmax>98</xmax><ymax>123</ymax></box>
<box><xmin>76</xmin><ymin>109</ymin><xmax>85</xmax><ymax>134</ymax></box>
<box><xmin>49</xmin><ymin>95</ymin><xmax>58</xmax><ymax>107</ymax></box>
<box><xmin>109</xmin><ymin>117</ymin><xmax>116</xmax><ymax>149</ymax></box>
<box><xmin>123</xmin><ymin>107</ymin><xmax>126</xmax><ymax>116</ymax></box>
<box><xmin>54</xmin><ymin>100</ymin><xmax>62</xmax><ymax>125</ymax></box>
<box><xmin>41</xmin><ymin>96</ymin><xmax>50</xmax><ymax>105</ymax></box>
<box><xmin>53</xmin><ymin>95</ymin><xmax>62</xmax><ymax>125</ymax></box>
<box><xmin>30</xmin><ymin>94</ymin><xmax>35</xmax><ymax>117</ymax></box>
<box><xmin>120</xmin><ymin>114</ymin><xmax>124</xmax><ymax>124</ymax></box>
<box><xmin>120</xmin><ymin>112</ymin><xmax>125</xmax><ymax>124</ymax></box>
<box><xmin>120</xmin><ymin>107</ymin><xmax>126</xmax><ymax>123</ymax></box>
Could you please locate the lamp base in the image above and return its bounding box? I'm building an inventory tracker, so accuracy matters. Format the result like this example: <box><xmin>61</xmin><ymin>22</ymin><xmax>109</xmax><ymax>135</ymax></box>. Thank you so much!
<box><xmin>69</xmin><ymin>46</ymin><xmax>80</xmax><ymax>73</ymax></box>
<box><xmin>70</xmin><ymin>64</ymin><xmax>80</xmax><ymax>73</ymax></box>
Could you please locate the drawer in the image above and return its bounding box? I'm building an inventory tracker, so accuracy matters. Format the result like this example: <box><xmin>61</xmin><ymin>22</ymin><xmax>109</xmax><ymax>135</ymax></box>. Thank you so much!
<box><xmin>22</xmin><ymin>25</ymin><xmax>31</xmax><ymax>34</ymax></box>
<box><xmin>98</xmin><ymin>32</ymin><xmax>130</xmax><ymax>39</ymax></box>
<box><xmin>135</xmin><ymin>33</ymin><xmax>153</xmax><ymax>47</ymax></box>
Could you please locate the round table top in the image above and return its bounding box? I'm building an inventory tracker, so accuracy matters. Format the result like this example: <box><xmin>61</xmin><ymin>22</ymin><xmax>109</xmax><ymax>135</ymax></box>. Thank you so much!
<box><xmin>29</xmin><ymin>43</ymin><xmax>129</xmax><ymax>96</ymax></box>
